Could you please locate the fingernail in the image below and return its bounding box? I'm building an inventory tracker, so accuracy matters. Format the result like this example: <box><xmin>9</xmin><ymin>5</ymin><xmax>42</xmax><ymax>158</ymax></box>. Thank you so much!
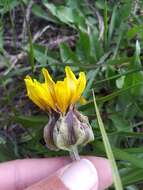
<box><xmin>60</xmin><ymin>159</ymin><xmax>98</xmax><ymax>190</ymax></box>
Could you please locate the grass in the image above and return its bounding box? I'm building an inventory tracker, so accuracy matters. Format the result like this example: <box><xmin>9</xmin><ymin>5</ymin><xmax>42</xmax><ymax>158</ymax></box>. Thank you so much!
<box><xmin>92</xmin><ymin>89</ymin><xmax>123</xmax><ymax>190</ymax></box>
<box><xmin>0</xmin><ymin>0</ymin><xmax>143</xmax><ymax>189</ymax></box>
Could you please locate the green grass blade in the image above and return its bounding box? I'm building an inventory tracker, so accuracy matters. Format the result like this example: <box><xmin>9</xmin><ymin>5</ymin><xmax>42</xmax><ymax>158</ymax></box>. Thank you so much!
<box><xmin>95</xmin><ymin>141</ymin><xmax>143</xmax><ymax>169</ymax></box>
<box><xmin>122</xmin><ymin>168</ymin><xmax>143</xmax><ymax>186</ymax></box>
<box><xmin>92</xmin><ymin>90</ymin><xmax>123</xmax><ymax>190</ymax></box>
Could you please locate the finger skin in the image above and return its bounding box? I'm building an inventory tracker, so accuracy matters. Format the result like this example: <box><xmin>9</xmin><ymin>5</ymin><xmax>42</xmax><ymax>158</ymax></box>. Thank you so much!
<box><xmin>0</xmin><ymin>157</ymin><xmax>70</xmax><ymax>190</ymax></box>
<box><xmin>25</xmin><ymin>175</ymin><xmax>69</xmax><ymax>190</ymax></box>
<box><xmin>88</xmin><ymin>157</ymin><xmax>112</xmax><ymax>190</ymax></box>
<box><xmin>0</xmin><ymin>156</ymin><xmax>112</xmax><ymax>190</ymax></box>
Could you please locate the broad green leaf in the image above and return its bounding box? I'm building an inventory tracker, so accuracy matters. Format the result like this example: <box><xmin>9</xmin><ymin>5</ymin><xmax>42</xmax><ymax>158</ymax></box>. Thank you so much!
<box><xmin>127</xmin><ymin>25</ymin><xmax>143</xmax><ymax>39</ymax></box>
<box><xmin>14</xmin><ymin>115</ymin><xmax>48</xmax><ymax>128</ymax></box>
<box><xmin>32</xmin><ymin>4</ymin><xmax>59</xmax><ymax>23</ymax></box>
<box><xmin>59</xmin><ymin>43</ymin><xmax>79</xmax><ymax>63</ymax></box>
<box><xmin>110</xmin><ymin>114</ymin><xmax>131</xmax><ymax>132</ymax></box>
<box><xmin>44</xmin><ymin>3</ymin><xmax>86</xmax><ymax>30</ymax></box>
<box><xmin>76</xmin><ymin>31</ymin><xmax>91</xmax><ymax>62</ymax></box>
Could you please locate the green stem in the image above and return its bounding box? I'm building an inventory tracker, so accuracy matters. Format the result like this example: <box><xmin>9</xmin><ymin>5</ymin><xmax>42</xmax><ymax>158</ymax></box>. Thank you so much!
<box><xmin>69</xmin><ymin>146</ymin><xmax>80</xmax><ymax>161</ymax></box>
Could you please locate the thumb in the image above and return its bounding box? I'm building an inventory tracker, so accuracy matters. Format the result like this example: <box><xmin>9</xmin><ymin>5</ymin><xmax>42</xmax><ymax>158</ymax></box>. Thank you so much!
<box><xmin>24</xmin><ymin>159</ymin><xmax>98</xmax><ymax>190</ymax></box>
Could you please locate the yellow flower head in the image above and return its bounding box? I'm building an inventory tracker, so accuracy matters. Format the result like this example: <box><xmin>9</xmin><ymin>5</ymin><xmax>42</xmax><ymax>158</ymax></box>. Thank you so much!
<box><xmin>24</xmin><ymin>66</ymin><xmax>86</xmax><ymax>114</ymax></box>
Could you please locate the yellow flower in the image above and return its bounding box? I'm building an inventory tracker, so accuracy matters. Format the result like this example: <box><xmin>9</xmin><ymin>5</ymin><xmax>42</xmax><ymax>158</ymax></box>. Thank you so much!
<box><xmin>24</xmin><ymin>66</ymin><xmax>86</xmax><ymax>114</ymax></box>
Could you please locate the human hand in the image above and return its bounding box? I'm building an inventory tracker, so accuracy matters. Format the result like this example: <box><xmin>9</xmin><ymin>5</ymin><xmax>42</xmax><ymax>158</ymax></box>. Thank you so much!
<box><xmin>0</xmin><ymin>156</ymin><xmax>112</xmax><ymax>190</ymax></box>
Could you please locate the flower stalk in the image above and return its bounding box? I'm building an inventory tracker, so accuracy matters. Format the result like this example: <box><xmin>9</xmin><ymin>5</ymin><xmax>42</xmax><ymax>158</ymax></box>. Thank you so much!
<box><xmin>70</xmin><ymin>146</ymin><xmax>80</xmax><ymax>161</ymax></box>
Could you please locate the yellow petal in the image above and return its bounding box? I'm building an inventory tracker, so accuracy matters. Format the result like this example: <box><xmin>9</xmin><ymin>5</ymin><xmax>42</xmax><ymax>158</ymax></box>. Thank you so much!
<box><xmin>71</xmin><ymin>72</ymin><xmax>86</xmax><ymax>104</ymax></box>
<box><xmin>79</xmin><ymin>96</ymin><xmax>87</xmax><ymax>105</ymax></box>
<box><xmin>42</xmin><ymin>68</ymin><xmax>55</xmax><ymax>85</ymax></box>
<box><xmin>24</xmin><ymin>76</ymin><xmax>45</xmax><ymax>110</ymax></box>
<box><xmin>55</xmin><ymin>79</ymin><xmax>71</xmax><ymax>113</ymax></box>
<box><xmin>65</xmin><ymin>66</ymin><xmax>77</xmax><ymax>83</ymax></box>
<box><xmin>24</xmin><ymin>76</ymin><xmax>55</xmax><ymax>111</ymax></box>
<box><xmin>35</xmin><ymin>80</ymin><xmax>56</xmax><ymax>110</ymax></box>
<box><xmin>65</xmin><ymin>66</ymin><xmax>77</xmax><ymax>101</ymax></box>
<box><xmin>42</xmin><ymin>68</ymin><xmax>56</xmax><ymax>101</ymax></box>
<box><xmin>25</xmin><ymin>67</ymin><xmax>86</xmax><ymax>114</ymax></box>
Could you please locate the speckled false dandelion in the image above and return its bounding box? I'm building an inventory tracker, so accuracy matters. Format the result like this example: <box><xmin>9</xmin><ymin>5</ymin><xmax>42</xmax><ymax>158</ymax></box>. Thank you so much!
<box><xmin>24</xmin><ymin>66</ymin><xmax>94</xmax><ymax>161</ymax></box>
